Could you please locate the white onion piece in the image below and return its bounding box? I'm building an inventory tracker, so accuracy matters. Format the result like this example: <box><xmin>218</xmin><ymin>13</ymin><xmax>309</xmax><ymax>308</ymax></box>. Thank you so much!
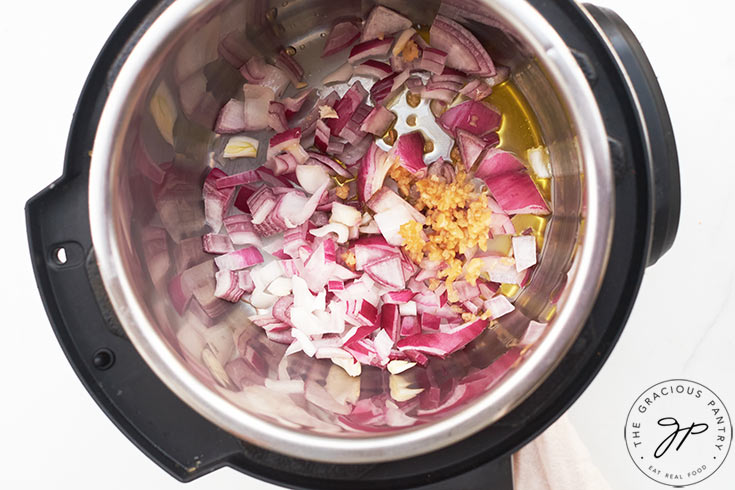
<box><xmin>482</xmin><ymin>256</ymin><xmax>523</xmax><ymax>284</ymax></box>
<box><xmin>310</xmin><ymin>223</ymin><xmax>350</xmax><ymax>243</ymax></box>
<box><xmin>528</xmin><ymin>147</ymin><xmax>552</xmax><ymax>179</ymax></box>
<box><xmin>512</xmin><ymin>235</ymin><xmax>537</xmax><ymax>272</ymax></box>
<box><xmin>223</xmin><ymin>135</ymin><xmax>259</xmax><ymax>159</ymax></box>
<box><xmin>485</xmin><ymin>295</ymin><xmax>515</xmax><ymax>319</ymax></box>
<box><xmin>290</xmin><ymin>328</ymin><xmax>317</xmax><ymax>357</ymax></box>
<box><xmin>267</xmin><ymin>276</ymin><xmax>293</xmax><ymax>297</ymax></box>
<box><xmin>250</xmin><ymin>288</ymin><xmax>278</xmax><ymax>308</ymax></box>
<box><xmin>292</xmin><ymin>276</ymin><xmax>316</xmax><ymax>310</ymax></box>
<box><xmin>373</xmin><ymin>207</ymin><xmax>415</xmax><ymax>246</ymax></box>
<box><xmin>374</xmin><ymin>329</ymin><xmax>393</xmax><ymax>361</ymax></box>
<box><xmin>387</xmin><ymin>360</ymin><xmax>416</xmax><ymax>375</ymax></box>
<box><xmin>330</xmin><ymin>202</ymin><xmax>362</xmax><ymax>227</ymax></box>
<box><xmin>332</xmin><ymin>356</ymin><xmax>362</xmax><ymax>377</ymax></box>
<box><xmin>290</xmin><ymin>307</ymin><xmax>323</xmax><ymax>336</ymax></box>
<box><xmin>296</xmin><ymin>165</ymin><xmax>331</xmax><ymax>194</ymax></box>
<box><xmin>251</xmin><ymin>261</ymin><xmax>284</xmax><ymax>290</ymax></box>
<box><xmin>399</xmin><ymin>301</ymin><xmax>417</xmax><ymax>317</ymax></box>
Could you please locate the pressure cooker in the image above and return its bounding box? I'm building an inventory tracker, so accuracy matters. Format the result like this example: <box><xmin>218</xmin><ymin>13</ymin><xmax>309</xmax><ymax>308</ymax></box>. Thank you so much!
<box><xmin>26</xmin><ymin>0</ymin><xmax>680</xmax><ymax>488</ymax></box>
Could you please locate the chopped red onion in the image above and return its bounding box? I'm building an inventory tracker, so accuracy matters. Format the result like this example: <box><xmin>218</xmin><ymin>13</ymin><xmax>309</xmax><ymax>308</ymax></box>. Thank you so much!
<box><xmin>417</xmin><ymin>47</ymin><xmax>448</xmax><ymax>75</ymax></box>
<box><xmin>322</xmin><ymin>20</ymin><xmax>362</xmax><ymax>58</ymax></box>
<box><xmin>355</xmin><ymin>60</ymin><xmax>394</xmax><ymax>79</ymax></box>
<box><xmin>397</xmin><ymin>319</ymin><xmax>487</xmax><ymax>358</ymax></box>
<box><xmin>215</xmin><ymin>170</ymin><xmax>259</xmax><ymax>190</ymax></box>
<box><xmin>214</xmin><ymin>99</ymin><xmax>246</xmax><ymax>134</ymax></box>
<box><xmin>214</xmin><ymin>246</ymin><xmax>264</xmax><ymax>271</ymax></box>
<box><xmin>223</xmin><ymin>214</ymin><xmax>261</xmax><ymax>246</ymax></box>
<box><xmin>429</xmin><ymin>15</ymin><xmax>496</xmax><ymax>77</ymax></box>
<box><xmin>456</xmin><ymin>129</ymin><xmax>487</xmax><ymax>171</ymax></box>
<box><xmin>356</xmin><ymin>142</ymin><xmax>391</xmax><ymax>202</ymax></box>
<box><xmin>242</xmin><ymin>84</ymin><xmax>275</xmax><ymax>131</ymax></box>
<box><xmin>214</xmin><ymin>270</ymin><xmax>245</xmax><ymax>302</ymax></box>
<box><xmin>460</xmin><ymin>78</ymin><xmax>493</xmax><ymax>101</ymax></box>
<box><xmin>268</xmin><ymin>101</ymin><xmax>288</xmax><ymax>132</ymax></box>
<box><xmin>202</xmin><ymin>233</ymin><xmax>235</xmax><ymax>254</ymax></box>
<box><xmin>438</xmin><ymin>100</ymin><xmax>501</xmax><ymax>137</ymax></box>
<box><xmin>268</xmin><ymin>127</ymin><xmax>302</xmax><ymax>159</ymax></box>
<box><xmin>361</xmin><ymin>5</ymin><xmax>412</xmax><ymax>42</ymax></box>
<box><xmin>349</xmin><ymin>38</ymin><xmax>394</xmax><ymax>65</ymax></box>
<box><xmin>332</xmin><ymin>85</ymin><xmax>370</xmax><ymax>141</ymax></box>
<box><xmin>315</xmin><ymin>120</ymin><xmax>331</xmax><ymax>153</ymax></box>
<box><xmin>367</xmin><ymin>187</ymin><xmax>426</xmax><ymax>224</ymax></box>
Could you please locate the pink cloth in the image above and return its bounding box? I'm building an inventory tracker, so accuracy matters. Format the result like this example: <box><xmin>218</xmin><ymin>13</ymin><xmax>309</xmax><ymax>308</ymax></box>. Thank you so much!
<box><xmin>512</xmin><ymin>416</ymin><xmax>611</xmax><ymax>490</ymax></box>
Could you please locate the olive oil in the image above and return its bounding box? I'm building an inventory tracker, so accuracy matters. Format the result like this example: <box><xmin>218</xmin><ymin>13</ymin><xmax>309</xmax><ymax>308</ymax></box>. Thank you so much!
<box><xmin>488</xmin><ymin>80</ymin><xmax>551</xmax><ymax>248</ymax></box>
<box><xmin>486</xmin><ymin>81</ymin><xmax>543</xmax><ymax>156</ymax></box>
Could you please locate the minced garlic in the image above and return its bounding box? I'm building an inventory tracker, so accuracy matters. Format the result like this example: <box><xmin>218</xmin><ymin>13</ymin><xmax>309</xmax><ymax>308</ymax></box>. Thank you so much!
<box><xmin>389</xmin><ymin>165</ymin><xmax>415</xmax><ymax>197</ymax></box>
<box><xmin>398</xmin><ymin>172</ymin><xmax>493</xmax><ymax>302</ymax></box>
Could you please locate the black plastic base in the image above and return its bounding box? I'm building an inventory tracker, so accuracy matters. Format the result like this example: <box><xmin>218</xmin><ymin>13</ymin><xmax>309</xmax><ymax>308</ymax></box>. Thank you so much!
<box><xmin>26</xmin><ymin>0</ymin><xmax>677</xmax><ymax>488</ymax></box>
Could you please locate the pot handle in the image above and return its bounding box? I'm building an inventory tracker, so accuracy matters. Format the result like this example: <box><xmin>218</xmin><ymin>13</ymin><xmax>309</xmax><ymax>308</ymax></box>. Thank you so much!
<box><xmin>26</xmin><ymin>179</ymin><xmax>251</xmax><ymax>482</ymax></box>
<box><xmin>583</xmin><ymin>4</ymin><xmax>681</xmax><ymax>266</ymax></box>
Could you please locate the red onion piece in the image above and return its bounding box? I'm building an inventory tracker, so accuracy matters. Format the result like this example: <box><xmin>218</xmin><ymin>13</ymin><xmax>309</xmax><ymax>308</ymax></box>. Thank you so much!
<box><xmin>364</xmin><ymin>255</ymin><xmax>406</xmax><ymax>290</ymax></box>
<box><xmin>340</xmin><ymin>103</ymin><xmax>371</xmax><ymax>144</ymax></box>
<box><xmin>268</xmin><ymin>101</ymin><xmax>288</xmax><ymax>132</ymax></box>
<box><xmin>380</xmin><ymin>303</ymin><xmax>401</xmax><ymax>342</ymax></box>
<box><xmin>397</xmin><ymin>319</ymin><xmax>487</xmax><ymax>358</ymax></box>
<box><xmin>307</xmin><ymin>152</ymin><xmax>352</xmax><ymax>178</ymax></box>
<box><xmin>214</xmin><ymin>99</ymin><xmax>246</xmax><ymax>134</ymax></box>
<box><xmin>382</xmin><ymin>290</ymin><xmax>416</xmax><ymax>305</ymax></box>
<box><xmin>328</xmin><ymin>81</ymin><xmax>369</xmax><ymax>137</ymax></box>
<box><xmin>202</xmin><ymin>233</ymin><xmax>235</xmax><ymax>254</ymax></box>
<box><xmin>203</xmin><ymin>169</ymin><xmax>236</xmax><ymax>232</ymax></box>
<box><xmin>268</xmin><ymin>127</ymin><xmax>302</xmax><ymax>159</ymax></box>
<box><xmin>429</xmin><ymin>15</ymin><xmax>496</xmax><ymax>77</ymax></box>
<box><xmin>215</xmin><ymin>270</ymin><xmax>245</xmax><ymax>302</ymax></box>
<box><xmin>367</xmin><ymin>187</ymin><xmax>426</xmax><ymax>224</ymax></box>
<box><xmin>432</xmin><ymin>67</ymin><xmax>468</xmax><ymax>84</ymax></box>
<box><xmin>242</xmin><ymin>84</ymin><xmax>275</xmax><ymax>131</ymax></box>
<box><xmin>224</xmin><ymin>214</ymin><xmax>261</xmax><ymax>246</ymax></box>
<box><xmin>355</xmin><ymin>60</ymin><xmax>394</xmax><ymax>79</ymax></box>
<box><xmin>215</xmin><ymin>170</ymin><xmax>259</xmax><ymax>190</ymax></box>
<box><xmin>348</xmin><ymin>38</ymin><xmax>394</xmax><ymax>65</ymax></box>
<box><xmin>356</xmin><ymin>142</ymin><xmax>390</xmax><ymax>202</ymax></box>
<box><xmin>322</xmin><ymin>20</ymin><xmax>362</xmax><ymax>58</ymax></box>
<box><xmin>315</xmin><ymin>120</ymin><xmax>331</xmax><ymax>153</ymax></box>
<box><xmin>234</xmin><ymin>184</ymin><xmax>257</xmax><ymax>213</ymax></box>
<box><xmin>417</xmin><ymin>47</ymin><xmax>448</xmax><ymax>75</ymax></box>
<box><xmin>460</xmin><ymin>78</ymin><xmax>493</xmax><ymax>101</ymax></box>
<box><xmin>392</xmin><ymin>132</ymin><xmax>427</xmax><ymax>175</ymax></box>
<box><xmin>362</xmin><ymin>6</ymin><xmax>412</xmax><ymax>42</ymax></box>
<box><xmin>360</xmin><ymin>105</ymin><xmax>396</xmax><ymax>136</ymax></box>
<box><xmin>438</xmin><ymin>100</ymin><xmax>501</xmax><ymax>137</ymax></box>
<box><xmin>456</xmin><ymin>129</ymin><xmax>487</xmax><ymax>171</ymax></box>
<box><xmin>214</xmin><ymin>246</ymin><xmax>265</xmax><ymax>271</ymax></box>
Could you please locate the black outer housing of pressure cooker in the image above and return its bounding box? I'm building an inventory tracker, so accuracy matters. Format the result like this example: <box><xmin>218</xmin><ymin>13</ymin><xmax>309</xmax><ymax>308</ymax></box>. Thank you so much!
<box><xmin>26</xmin><ymin>0</ymin><xmax>680</xmax><ymax>488</ymax></box>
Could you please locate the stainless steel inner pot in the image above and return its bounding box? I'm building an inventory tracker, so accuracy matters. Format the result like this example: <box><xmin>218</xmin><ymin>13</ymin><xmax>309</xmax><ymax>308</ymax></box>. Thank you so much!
<box><xmin>89</xmin><ymin>0</ymin><xmax>613</xmax><ymax>463</ymax></box>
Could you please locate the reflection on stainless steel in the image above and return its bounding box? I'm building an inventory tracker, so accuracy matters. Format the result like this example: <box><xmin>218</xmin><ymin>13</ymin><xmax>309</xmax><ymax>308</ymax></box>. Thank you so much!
<box><xmin>89</xmin><ymin>0</ymin><xmax>613</xmax><ymax>463</ymax></box>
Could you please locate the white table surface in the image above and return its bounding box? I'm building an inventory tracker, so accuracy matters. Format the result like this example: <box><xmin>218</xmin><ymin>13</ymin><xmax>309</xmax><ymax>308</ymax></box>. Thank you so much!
<box><xmin>1</xmin><ymin>1</ymin><xmax>733</xmax><ymax>489</ymax></box>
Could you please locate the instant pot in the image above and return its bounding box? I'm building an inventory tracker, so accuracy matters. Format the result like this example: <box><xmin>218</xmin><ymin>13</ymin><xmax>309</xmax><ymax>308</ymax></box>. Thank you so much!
<box><xmin>26</xmin><ymin>0</ymin><xmax>680</xmax><ymax>488</ymax></box>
